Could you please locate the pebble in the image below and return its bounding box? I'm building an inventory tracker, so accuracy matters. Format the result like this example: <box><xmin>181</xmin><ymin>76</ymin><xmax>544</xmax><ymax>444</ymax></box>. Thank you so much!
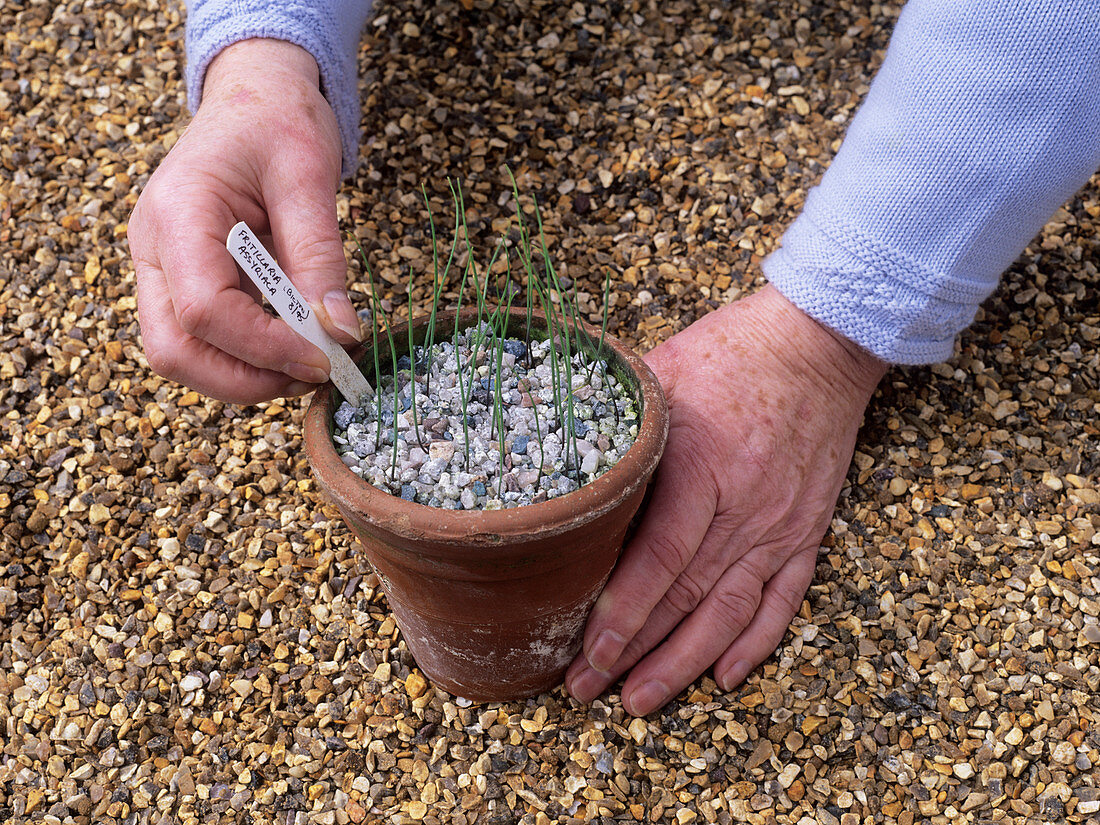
<box><xmin>179</xmin><ymin>674</ymin><xmax>203</xmax><ymax>692</ymax></box>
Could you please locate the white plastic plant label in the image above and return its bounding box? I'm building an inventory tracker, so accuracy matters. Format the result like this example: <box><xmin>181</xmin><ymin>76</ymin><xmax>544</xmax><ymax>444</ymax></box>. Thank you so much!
<box><xmin>226</xmin><ymin>221</ymin><xmax>373</xmax><ymax>403</ymax></box>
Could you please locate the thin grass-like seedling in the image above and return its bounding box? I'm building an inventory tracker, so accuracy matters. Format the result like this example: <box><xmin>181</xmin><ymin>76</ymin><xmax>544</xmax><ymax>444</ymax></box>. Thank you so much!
<box><xmin>592</xmin><ymin>267</ymin><xmax>620</xmax><ymax>425</ymax></box>
<box><xmin>530</xmin><ymin>194</ymin><xmax>582</xmax><ymax>479</ymax></box>
<box><xmin>406</xmin><ymin>280</ymin><xmax>427</xmax><ymax>450</ymax></box>
<box><xmin>555</xmin><ymin>277</ymin><xmax>593</xmax><ymax>464</ymax></box>
<box><xmin>486</xmin><ymin>241</ymin><xmax>513</xmax><ymax>442</ymax></box>
<box><xmin>507</xmin><ymin>169</ymin><xmax>583</xmax><ymax>477</ymax></box>
<box><xmin>422</xmin><ymin>183</ymin><xmax>460</xmax><ymax>395</ymax></box>
<box><xmin>458</xmin><ymin>182</ymin><xmax>491</xmax><ymax>344</ymax></box>
<box><xmin>506</xmin><ymin>170</ymin><xmax>570</xmax><ymax>475</ymax></box>
<box><xmin>355</xmin><ymin>240</ymin><xmax>386</xmax><ymax>450</ymax></box>
<box><xmin>370</xmin><ymin>283</ymin><xmax>400</xmax><ymax>482</ymax></box>
<box><xmin>343</xmin><ymin>174</ymin><xmax>636</xmax><ymax>503</ymax></box>
<box><xmin>454</xmin><ymin>261</ymin><xmax>476</xmax><ymax>472</ymax></box>
<box><xmin>524</xmin><ymin>256</ymin><xmax>535</xmax><ymax>370</ymax></box>
<box><xmin>529</xmin><ymin>369</ymin><xmax>546</xmax><ymax>484</ymax></box>
<box><xmin>492</xmin><ymin>279</ymin><xmax>517</xmax><ymax>496</ymax></box>
<box><xmin>452</xmin><ymin>180</ymin><xmax>489</xmax><ymax>410</ymax></box>
<box><xmin>463</xmin><ymin>237</ymin><xmax>507</xmax><ymax>406</ymax></box>
<box><xmin>530</xmin><ymin>276</ymin><xmax>569</xmax><ymax>475</ymax></box>
<box><xmin>589</xmin><ymin>267</ymin><xmax>612</xmax><ymax>380</ymax></box>
<box><xmin>447</xmin><ymin>197</ymin><xmax>478</xmax><ymax>471</ymax></box>
<box><xmin>507</xmin><ymin>166</ymin><xmax>536</xmax><ymax>372</ymax></box>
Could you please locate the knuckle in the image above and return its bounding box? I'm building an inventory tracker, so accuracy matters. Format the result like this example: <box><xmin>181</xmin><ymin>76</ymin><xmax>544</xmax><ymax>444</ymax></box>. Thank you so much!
<box><xmin>287</xmin><ymin>233</ymin><xmax>344</xmax><ymax>272</ymax></box>
<box><xmin>615</xmin><ymin>636</ymin><xmax>653</xmax><ymax>674</ymax></box>
<box><xmin>642</xmin><ymin>533</ymin><xmax>695</xmax><ymax>582</ymax></box>
<box><xmin>270</xmin><ymin>131</ymin><xmax>340</xmax><ymax>190</ymax></box>
<box><xmin>662</xmin><ymin>575</ymin><xmax>706</xmax><ymax>616</ymax></box>
<box><xmin>710</xmin><ymin>587</ymin><xmax>760</xmax><ymax>634</ymax></box>
<box><xmin>176</xmin><ymin>291</ymin><xmax>215</xmax><ymax>339</ymax></box>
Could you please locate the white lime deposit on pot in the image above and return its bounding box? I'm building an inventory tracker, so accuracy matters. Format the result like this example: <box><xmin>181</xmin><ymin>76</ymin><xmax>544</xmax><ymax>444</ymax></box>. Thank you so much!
<box><xmin>331</xmin><ymin>322</ymin><xmax>640</xmax><ymax>509</ymax></box>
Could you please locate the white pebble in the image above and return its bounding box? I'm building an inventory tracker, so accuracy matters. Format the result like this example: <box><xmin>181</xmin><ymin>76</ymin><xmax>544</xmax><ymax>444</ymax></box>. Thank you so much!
<box><xmin>580</xmin><ymin>449</ymin><xmax>602</xmax><ymax>475</ymax></box>
<box><xmin>180</xmin><ymin>674</ymin><xmax>203</xmax><ymax>692</ymax></box>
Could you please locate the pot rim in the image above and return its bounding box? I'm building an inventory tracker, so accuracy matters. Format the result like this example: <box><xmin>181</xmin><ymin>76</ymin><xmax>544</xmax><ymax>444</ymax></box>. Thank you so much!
<box><xmin>304</xmin><ymin>307</ymin><xmax>669</xmax><ymax>548</ymax></box>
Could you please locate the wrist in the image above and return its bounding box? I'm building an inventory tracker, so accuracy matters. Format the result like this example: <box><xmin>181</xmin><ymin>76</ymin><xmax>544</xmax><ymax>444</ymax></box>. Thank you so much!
<box><xmin>754</xmin><ymin>285</ymin><xmax>888</xmax><ymax>398</ymax></box>
<box><xmin>203</xmin><ymin>38</ymin><xmax>320</xmax><ymax>100</ymax></box>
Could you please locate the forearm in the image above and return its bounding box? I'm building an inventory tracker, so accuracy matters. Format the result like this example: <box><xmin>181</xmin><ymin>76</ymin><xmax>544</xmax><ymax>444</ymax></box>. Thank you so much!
<box><xmin>184</xmin><ymin>0</ymin><xmax>373</xmax><ymax>178</ymax></box>
<box><xmin>764</xmin><ymin>0</ymin><xmax>1100</xmax><ymax>364</ymax></box>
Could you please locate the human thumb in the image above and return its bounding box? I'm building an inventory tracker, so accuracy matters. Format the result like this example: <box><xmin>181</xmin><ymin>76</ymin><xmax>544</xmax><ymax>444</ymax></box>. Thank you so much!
<box><xmin>266</xmin><ymin>171</ymin><xmax>361</xmax><ymax>345</ymax></box>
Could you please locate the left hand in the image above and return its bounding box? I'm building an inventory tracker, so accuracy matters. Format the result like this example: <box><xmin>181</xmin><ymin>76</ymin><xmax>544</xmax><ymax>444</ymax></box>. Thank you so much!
<box><xmin>565</xmin><ymin>285</ymin><xmax>887</xmax><ymax>715</ymax></box>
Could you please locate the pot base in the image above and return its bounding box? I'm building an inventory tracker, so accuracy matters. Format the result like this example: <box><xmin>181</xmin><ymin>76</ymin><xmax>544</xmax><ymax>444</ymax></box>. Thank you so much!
<box><xmin>386</xmin><ymin>579</ymin><xmax>605</xmax><ymax>701</ymax></box>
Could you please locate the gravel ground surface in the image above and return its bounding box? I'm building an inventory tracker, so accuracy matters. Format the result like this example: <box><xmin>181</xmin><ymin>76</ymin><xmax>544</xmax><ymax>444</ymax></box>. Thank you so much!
<box><xmin>2</xmin><ymin>1</ymin><xmax>1099</xmax><ymax>824</ymax></box>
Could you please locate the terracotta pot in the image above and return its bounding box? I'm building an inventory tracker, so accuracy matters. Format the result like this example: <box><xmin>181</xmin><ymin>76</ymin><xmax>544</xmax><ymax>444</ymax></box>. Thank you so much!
<box><xmin>303</xmin><ymin>308</ymin><xmax>669</xmax><ymax>701</ymax></box>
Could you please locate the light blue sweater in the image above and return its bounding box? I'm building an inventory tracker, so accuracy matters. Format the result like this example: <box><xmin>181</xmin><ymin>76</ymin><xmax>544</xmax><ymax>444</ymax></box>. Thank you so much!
<box><xmin>184</xmin><ymin>0</ymin><xmax>373</xmax><ymax>177</ymax></box>
<box><xmin>185</xmin><ymin>0</ymin><xmax>1100</xmax><ymax>365</ymax></box>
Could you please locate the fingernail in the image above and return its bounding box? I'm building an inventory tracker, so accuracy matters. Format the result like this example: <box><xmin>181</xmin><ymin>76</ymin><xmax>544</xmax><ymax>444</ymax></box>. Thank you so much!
<box><xmin>719</xmin><ymin>660</ymin><xmax>752</xmax><ymax>691</ymax></box>
<box><xmin>567</xmin><ymin>666</ymin><xmax>607</xmax><ymax>704</ymax></box>
<box><xmin>586</xmin><ymin>630</ymin><xmax>625</xmax><ymax>674</ymax></box>
<box><xmin>285</xmin><ymin>363</ymin><xmax>329</xmax><ymax>384</ymax></box>
<box><xmin>324</xmin><ymin>290</ymin><xmax>362</xmax><ymax>341</ymax></box>
<box><xmin>625</xmin><ymin>680</ymin><xmax>668</xmax><ymax>717</ymax></box>
<box><xmin>284</xmin><ymin>381</ymin><xmax>315</xmax><ymax>397</ymax></box>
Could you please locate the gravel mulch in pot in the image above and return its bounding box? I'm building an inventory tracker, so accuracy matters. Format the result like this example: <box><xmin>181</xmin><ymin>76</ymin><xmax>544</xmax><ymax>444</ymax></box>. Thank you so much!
<box><xmin>334</xmin><ymin>324</ymin><xmax>640</xmax><ymax>509</ymax></box>
<box><xmin>2</xmin><ymin>0</ymin><xmax>1099</xmax><ymax>823</ymax></box>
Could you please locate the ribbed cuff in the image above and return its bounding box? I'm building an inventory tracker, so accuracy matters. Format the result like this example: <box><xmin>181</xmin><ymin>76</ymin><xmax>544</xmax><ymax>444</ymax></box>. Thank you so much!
<box><xmin>185</xmin><ymin>2</ymin><xmax>364</xmax><ymax>178</ymax></box>
<box><xmin>762</xmin><ymin>197</ymin><xmax>993</xmax><ymax>365</ymax></box>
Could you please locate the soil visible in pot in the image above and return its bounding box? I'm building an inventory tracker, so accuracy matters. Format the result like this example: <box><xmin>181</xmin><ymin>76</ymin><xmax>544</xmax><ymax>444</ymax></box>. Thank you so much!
<box><xmin>332</xmin><ymin>319</ymin><xmax>640</xmax><ymax>509</ymax></box>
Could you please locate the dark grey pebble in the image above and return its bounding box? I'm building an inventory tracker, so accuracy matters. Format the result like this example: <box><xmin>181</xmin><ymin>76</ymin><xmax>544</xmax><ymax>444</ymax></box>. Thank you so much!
<box><xmin>503</xmin><ymin>338</ymin><xmax>527</xmax><ymax>359</ymax></box>
<box><xmin>884</xmin><ymin>690</ymin><xmax>913</xmax><ymax>711</ymax></box>
<box><xmin>512</xmin><ymin>435</ymin><xmax>529</xmax><ymax>454</ymax></box>
<box><xmin>472</xmin><ymin>481</ymin><xmax>486</xmax><ymax>496</ymax></box>
<box><xmin>400</xmin><ymin>484</ymin><xmax>417</xmax><ymax>501</ymax></box>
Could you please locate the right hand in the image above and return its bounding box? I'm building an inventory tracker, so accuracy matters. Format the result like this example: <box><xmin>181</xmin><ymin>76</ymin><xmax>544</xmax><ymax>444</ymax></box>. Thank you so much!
<box><xmin>130</xmin><ymin>38</ymin><xmax>360</xmax><ymax>405</ymax></box>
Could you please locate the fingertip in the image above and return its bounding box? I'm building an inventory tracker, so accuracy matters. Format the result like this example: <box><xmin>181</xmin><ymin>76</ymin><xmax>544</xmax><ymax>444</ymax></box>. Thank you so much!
<box><xmin>717</xmin><ymin>659</ymin><xmax>753</xmax><ymax>692</ymax></box>
<box><xmin>585</xmin><ymin>629</ymin><xmax>626</xmax><ymax>675</ymax></box>
<box><xmin>622</xmin><ymin>679</ymin><xmax>669</xmax><ymax>717</ymax></box>
<box><xmin>283</xmin><ymin>381</ymin><xmax>318</xmax><ymax>398</ymax></box>
<box><xmin>284</xmin><ymin>362</ymin><xmax>330</xmax><ymax>385</ymax></box>
<box><xmin>322</xmin><ymin>290</ymin><xmax>363</xmax><ymax>342</ymax></box>
<box><xmin>567</xmin><ymin>664</ymin><xmax>610</xmax><ymax>705</ymax></box>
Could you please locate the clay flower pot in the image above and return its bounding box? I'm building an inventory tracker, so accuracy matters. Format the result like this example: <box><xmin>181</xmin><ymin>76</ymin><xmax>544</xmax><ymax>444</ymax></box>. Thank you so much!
<box><xmin>303</xmin><ymin>308</ymin><xmax>668</xmax><ymax>701</ymax></box>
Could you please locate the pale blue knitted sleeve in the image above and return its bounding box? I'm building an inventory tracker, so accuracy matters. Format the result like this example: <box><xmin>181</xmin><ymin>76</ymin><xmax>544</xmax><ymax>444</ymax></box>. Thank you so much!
<box><xmin>763</xmin><ymin>0</ymin><xmax>1100</xmax><ymax>364</ymax></box>
<box><xmin>184</xmin><ymin>1</ymin><xmax>373</xmax><ymax>178</ymax></box>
